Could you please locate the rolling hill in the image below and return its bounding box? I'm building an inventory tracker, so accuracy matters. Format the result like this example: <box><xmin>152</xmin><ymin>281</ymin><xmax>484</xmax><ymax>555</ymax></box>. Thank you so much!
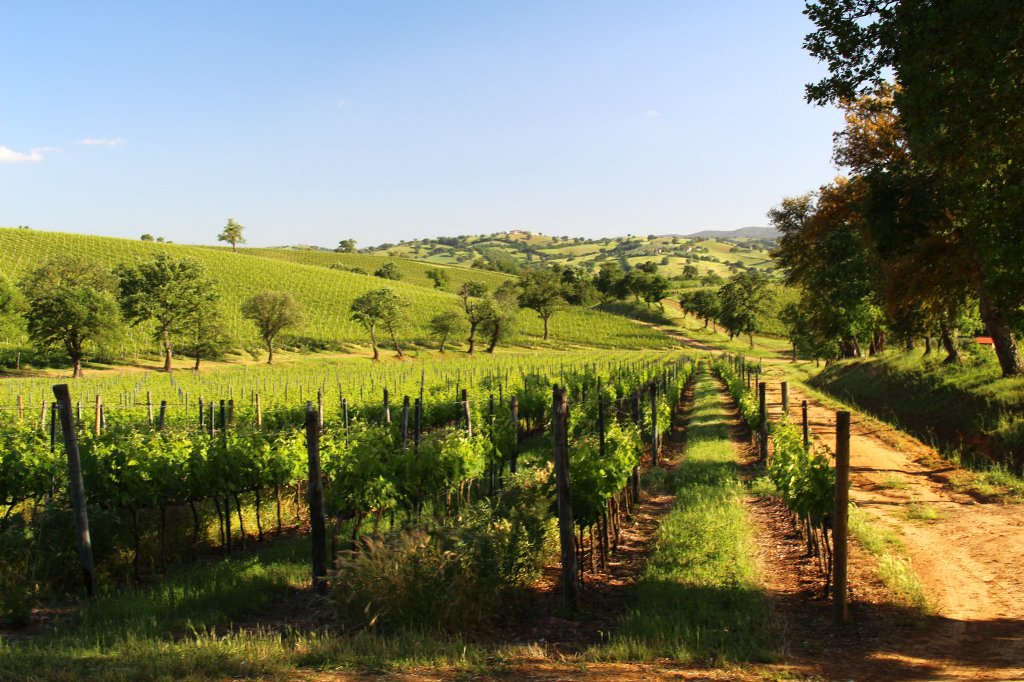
<box><xmin>0</xmin><ymin>227</ymin><xmax>675</xmax><ymax>361</ymax></box>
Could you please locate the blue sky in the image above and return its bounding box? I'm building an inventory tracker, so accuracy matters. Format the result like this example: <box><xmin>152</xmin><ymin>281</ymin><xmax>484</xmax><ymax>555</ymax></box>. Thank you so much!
<box><xmin>0</xmin><ymin>2</ymin><xmax>843</xmax><ymax>248</ymax></box>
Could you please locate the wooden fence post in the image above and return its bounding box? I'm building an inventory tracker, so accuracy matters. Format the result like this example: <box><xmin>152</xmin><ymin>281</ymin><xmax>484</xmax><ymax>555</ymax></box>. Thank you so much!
<box><xmin>802</xmin><ymin>400</ymin><xmax>810</xmax><ymax>450</ymax></box>
<box><xmin>552</xmin><ymin>385</ymin><xmax>578</xmax><ymax>612</ymax></box>
<box><xmin>306</xmin><ymin>402</ymin><xmax>328</xmax><ymax>594</ymax></box>
<box><xmin>462</xmin><ymin>389</ymin><xmax>472</xmax><ymax>437</ymax></box>
<box><xmin>158</xmin><ymin>400</ymin><xmax>167</xmax><ymax>430</ymax></box>
<box><xmin>53</xmin><ymin>384</ymin><xmax>97</xmax><ymax>598</ymax></box>
<box><xmin>383</xmin><ymin>388</ymin><xmax>391</xmax><ymax>424</ymax></box>
<box><xmin>94</xmin><ymin>395</ymin><xmax>102</xmax><ymax>436</ymax></box>
<box><xmin>833</xmin><ymin>410</ymin><xmax>851</xmax><ymax>625</ymax></box>
<box><xmin>510</xmin><ymin>395</ymin><xmax>519</xmax><ymax>474</ymax></box>
<box><xmin>400</xmin><ymin>396</ymin><xmax>410</xmax><ymax>448</ymax></box>
<box><xmin>256</xmin><ymin>393</ymin><xmax>263</xmax><ymax>429</ymax></box>
<box><xmin>147</xmin><ymin>391</ymin><xmax>153</xmax><ymax>425</ymax></box>
<box><xmin>50</xmin><ymin>402</ymin><xmax>57</xmax><ymax>453</ymax></box>
<box><xmin>413</xmin><ymin>397</ymin><xmax>422</xmax><ymax>453</ymax></box>
<box><xmin>781</xmin><ymin>382</ymin><xmax>789</xmax><ymax>419</ymax></box>
<box><xmin>650</xmin><ymin>383</ymin><xmax>659</xmax><ymax>467</ymax></box>
<box><xmin>758</xmin><ymin>382</ymin><xmax>768</xmax><ymax>460</ymax></box>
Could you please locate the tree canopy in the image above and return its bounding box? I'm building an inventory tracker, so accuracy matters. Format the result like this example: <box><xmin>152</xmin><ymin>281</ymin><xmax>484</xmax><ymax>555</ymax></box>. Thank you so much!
<box><xmin>218</xmin><ymin>218</ymin><xmax>246</xmax><ymax>252</ymax></box>
<box><xmin>803</xmin><ymin>0</ymin><xmax>1024</xmax><ymax>374</ymax></box>
<box><xmin>349</xmin><ymin>288</ymin><xmax>406</xmax><ymax>360</ymax></box>
<box><xmin>20</xmin><ymin>258</ymin><xmax>122</xmax><ymax>377</ymax></box>
<box><xmin>240</xmin><ymin>291</ymin><xmax>303</xmax><ymax>364</ymax></box>
<box><xmin>116</xmin><ymin>255</ymin><xmax>211</xmax><ymax>372</ymax></box>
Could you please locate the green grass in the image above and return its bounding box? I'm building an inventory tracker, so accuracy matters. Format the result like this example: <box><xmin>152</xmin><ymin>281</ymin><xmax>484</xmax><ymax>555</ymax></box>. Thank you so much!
<box><xmin>903</xmin><ymin>502</ymin><xmax>942</xmax><ymax>523</ymax></box>
<box><xmin>592</xmin><ymin>366</ymin><xmax>774</xmax><ymax>664</ymax></box>
<box><xmin>847</xmin><ymin>506</ymin><xmax>930</xmax><ymax>612</ymax></box>
<box><xmin>809</xmin><ymin>350</ymin><xmax>1024</xmax><ymax>465</ymax></box>
<box><xmin>878</xmin><ymin>474</ymin><xmax>909</xmax><ymax>490</ymax></box>
<box><xmin>0</xmin><ymin>227</ymin><xmax>675</xmax><ymax>367</ymax></box>
<box><xmin>0</xmin><ymin>535</ymin><xmax>494</xmax><ymax>681</ymax></box>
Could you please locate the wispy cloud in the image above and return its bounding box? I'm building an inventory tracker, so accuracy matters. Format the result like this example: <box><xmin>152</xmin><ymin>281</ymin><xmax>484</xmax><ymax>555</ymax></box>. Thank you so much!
<box><xmin>78</xmin><ymin>137</ymin><xmax>126</xmax><ymax>146</ymax></box>
<box><xmin>645</xmin><ymin>109</ymin><xmax>662</xmax><ymax>119</ymax></box>
<box><xmin>0</xmin><ymin>145</ymin><xmax>46</xmax><ymax>163</ymax></box>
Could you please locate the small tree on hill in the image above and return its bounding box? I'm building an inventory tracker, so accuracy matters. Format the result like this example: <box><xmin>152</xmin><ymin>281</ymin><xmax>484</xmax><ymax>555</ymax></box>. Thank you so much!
<box><xmin>241</xmin><ymin>291</ymin><xmax>302</xmax><ymax>364</ymax></box>
<box><xmin>426</xmin><ymin>268</ymin><xmax>450</xmax><ymax>290</ymax></box>
<box><xmin>481</xmin><ymin>283</ymin><xmax>519</xmax><ymax>353</ymax></box>
<box><xmin>428</xmin><ymin>309</ymin><xmax>464</xmax><ymax>352</ymax></box>
<box><xmin>350</xmin><ymin>288</ymin><xmax>406</xmax><ymax>360</ymax></box>
<box><xmin>116</xmin><ymin>255</ymin><xmax>210</xmax><ymax>372</ymax></box>
<box><xmin>336</xmin><ymin>239</ymin><xmax>357</xmax><ymax>253</ymax></box>
<box><xmin>20</xmin><ymin>258</ymin><xmax>121</xmax><ymax>378</ymax></box>
<box><xmin>458</xmin><ymin>281</ymin><xmax>489</xmax><ymax>354</ymax></box>
<box><xmin>374</xmin><ymin>262</ymin><xmax>402</xmax><ymax>280</ymax></box>
<box><xmin>0</xmin><ymin>275</ymin><xmax>25</xmax><ymax>348</ymax></box>
<box><xmin>718</xmin><ymin>271</ymin><xmax>774</xmax><ymax>348</ymax></box>
<box><xmin>518</xmin><ymin>267</ymin><xmax>564</xmax><ymax>340</ymax></box>
<box><xmin>218</xmin><ymin>218</ymin><xmax>246</xmax><ymax>252</ymax></box>
<box><xmin>176</xmin><ymin>290</ymin><xmax>232</xmax><ymax>371</ymax></box>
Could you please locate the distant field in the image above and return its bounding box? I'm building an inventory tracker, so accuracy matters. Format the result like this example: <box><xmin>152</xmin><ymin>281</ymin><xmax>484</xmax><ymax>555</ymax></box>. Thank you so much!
<box><xmin>0</xmin><ymin>228</ymin><xmax>675</xmax><ymax>361</ymax></box>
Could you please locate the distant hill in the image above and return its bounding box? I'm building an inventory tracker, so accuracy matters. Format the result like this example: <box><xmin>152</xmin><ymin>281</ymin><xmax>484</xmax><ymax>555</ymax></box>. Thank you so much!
<box><xmin>0</xmin><ymin>227</ymin><xmax>674</xmax><ymax>356</ymax></box>
<box><xmin>682</xmin><ymin>226</ymin><xmax>779</xmax><ymax>240</ymax></box>
<box><xmin>361</xmin><ymin>229</ymin><xmax>778</xmax><ymax>282</ymax></box>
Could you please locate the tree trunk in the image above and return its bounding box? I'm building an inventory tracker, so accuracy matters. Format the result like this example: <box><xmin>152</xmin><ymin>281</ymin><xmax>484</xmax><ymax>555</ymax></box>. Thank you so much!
<box><xmin>979</xmin><ymin>287</ymin><xmax>1023</xmax><ymax>376</ymax></box>
<box><xmin>163</xmin><ymin>329</ymin><xmax>173</xmax><ymax>372</ymax></box>
<box><xmin>940</xmin><ymin>321</ymin><xmax>961</xmax><ymax>365</ymax></box>
<box><xmin>703</xmin><ymin>317</ymin><xmax>709</xmax><ymax>329</ymax></box>
<box><xmin>923</xmin><ymin>336</ymin><xmax>932</xmax><ymax>355</ymax></box>
<box><xmin>543</xmin><ymin>316</ymin><xmax>549</xmax><ymax>340</ymax></box>
<box><xmin>467</xmin><ymin>322</ymin><xmax>477</xmax><ymax>354</ymax></box>
<box><xmin>267</xmin><ymin>339</ymin><xmax>274</xmax><ymax>364</ymax></box>
<box><xmin>389</xmin><ymin>327</ymin><xmax>403</xmax><ymax>357</ymax></box>
<box><xmin>438</xmin><ymin>332</ymin><xmax>447</xmax><ymax>353</ymax></box>
<box><xmin>748</xmin><ymin>332</ymin><xmax>754</xmax><ymax>349</ymax></box>
<box><xmin>194</xmin><ymin>350</ymin><xmax>201</xmax><ymax>372</ymax></box>
<box><xmin>72</xmin><ymin>355</ymin><xmax>83</xmax><ymax>379</ymax></box>
<box><xmin>369</xmin><ymin>327</ymin><xmax>379</xmax><ymax>361</ymax></box>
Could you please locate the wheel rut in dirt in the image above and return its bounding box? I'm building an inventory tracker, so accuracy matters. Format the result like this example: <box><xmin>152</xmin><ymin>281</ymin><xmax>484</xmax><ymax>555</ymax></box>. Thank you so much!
<box><xmin>754</xmin><ymin>367</ymin><xmax>1024</xmax><ymax>679</ymax></box>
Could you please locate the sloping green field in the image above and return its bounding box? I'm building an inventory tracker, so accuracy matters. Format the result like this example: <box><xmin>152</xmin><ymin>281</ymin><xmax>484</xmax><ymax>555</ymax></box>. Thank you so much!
<box><xmin>243</xmin><ymin>247</ymin><xmax>512</xmax><ymax>292</ymax></box>
<box><xmin>0</xmin><ymin>228</ymin><xmax>673</xmax><ymax>355</ymax></box>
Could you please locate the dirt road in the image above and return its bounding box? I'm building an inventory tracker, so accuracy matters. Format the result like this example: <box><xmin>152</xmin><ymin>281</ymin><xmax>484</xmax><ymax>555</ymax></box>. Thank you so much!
<box><xmin>757</xmin><ymin>368</ymin><xmax>1024</xmax><ymax>679</ymax></box>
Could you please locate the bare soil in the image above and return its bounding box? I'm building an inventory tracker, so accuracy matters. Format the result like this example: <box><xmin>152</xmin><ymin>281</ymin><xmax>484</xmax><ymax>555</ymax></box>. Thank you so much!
<box><xmin>757</xmin><ymin>367</ymin><xmax>1024</xmax><ymax>680</ymax></box>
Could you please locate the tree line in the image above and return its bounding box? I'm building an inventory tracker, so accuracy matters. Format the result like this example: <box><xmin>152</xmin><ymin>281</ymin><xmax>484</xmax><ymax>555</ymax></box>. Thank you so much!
<box><xmin>0</xmin><ymin>255</ymin><xmax>305</xmax><ymax>376</ymax></box>
<box><xmin>772</xmin><ymin>0</ymin><xmax>1023</xmax><ymax>376</ymax></box>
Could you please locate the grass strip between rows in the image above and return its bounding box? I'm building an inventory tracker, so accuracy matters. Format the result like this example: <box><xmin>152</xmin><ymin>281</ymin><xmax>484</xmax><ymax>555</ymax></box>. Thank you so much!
<box><xmin>592</xmin><ymin>365</ymin><xmax>774</xmax><ymax>664</ymax></box>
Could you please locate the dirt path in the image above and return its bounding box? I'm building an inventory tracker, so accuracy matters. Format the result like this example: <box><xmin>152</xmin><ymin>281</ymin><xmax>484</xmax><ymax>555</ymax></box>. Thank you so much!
<box><xmin>756</xmin><ymin>369</ymin><xmax>1024</xmax><ymax>679</ymax></box>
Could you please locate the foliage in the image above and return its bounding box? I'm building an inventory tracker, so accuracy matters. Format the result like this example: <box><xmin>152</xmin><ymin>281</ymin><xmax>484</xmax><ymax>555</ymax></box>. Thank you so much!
<box><xmin>425</xmin><ymin>268</ymin><xmax>449</xmax><ymax>290</ymax></box>
<box><xmin>373</xmin><ymin>262</ymin><xmax>402</xmax><ymax>280</ymax></box>
<box><xmin>427</xmin><ymin>309</ymin><xmax>464</xmax><ymax>352</ymax></box>
<box><xmin>240</xmin><ymin>291</ymin><xmax>304</xmax><ymax>364</ymax></box>
<box><xmin>802</xmin><ymin>0</ymin><xmax>1024</xmax><ymax>375</ymax></box>
<box><xmin>336</xmin><ymin>239</ymin><xmax>357</xmax><ymax>253</ymax></box>
<box><xmin>19</xmin><ymin>257</ymin><xmax>122</xmax><ymax>377</ymax></box>
<box><xmin>217</xmin><ymin>218</ymin><xmax>246</xmax><ymax>252</ymax></box>
<box><xmin>116</xmin><ymin>255</ymin><xmax>212</xmax><ymax>371</ymax></box>
<box><xmin>717</xmin><ymin>271</ymin><xmax>774</xmax><ymax>348</ymax></box>
<box><xmin>349</xmin><ymin>288</ymin><xmax>407</xmax><ymax>359</ymax></box>
<box><xmin>517</xmin><ymin>267</ymin><xmax>566</xmax><ymax>340</ymax></box>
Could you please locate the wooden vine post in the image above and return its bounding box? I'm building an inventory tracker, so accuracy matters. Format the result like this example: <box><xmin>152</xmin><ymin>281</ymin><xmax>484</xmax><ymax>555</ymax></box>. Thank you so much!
<box><xmin>53</xmin><ymin>384</ymin><xmax>97</xmax><ymax>598</ymax></box>
<box><xmin>462</xmin><ymin>389</ymin><xmax>472</xmax><ymax>437</ymax></box>
<box><xmin>758</xmin><ymin>382</ymin><xmax>768</xmax><ymax>460</ymax></box>
<box><xmin>551</xmin><ymin>385</ymin><xmax>578</xmax><ymax>612</ymax></box>
<box><xmin>305</xmin><ymin>402</ymin><xmax>328</xmax><ymax>594</ymax></box>
<box><xmin>781</xmin><ymin>381</ymin><xmax>789</xmax><ymax>419</ymax></box>
<box><xmin>802</xmin><ymin>400</ymin><xmax>810</xmax><ymax>450</ymax></box>
<box><xmin>509</xmin><ymin>395</ymin><xmax>519</xmax><ymax>474</ymax></box>
<box><xmin>833</xmin><ymin>410</ymin><xmax>851</xmax><ymax>625</ymax></box>
<box><xmin>650</xmin><ymin>382</ymin><xmax>659</xmax><ymax>467</ymax></box>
